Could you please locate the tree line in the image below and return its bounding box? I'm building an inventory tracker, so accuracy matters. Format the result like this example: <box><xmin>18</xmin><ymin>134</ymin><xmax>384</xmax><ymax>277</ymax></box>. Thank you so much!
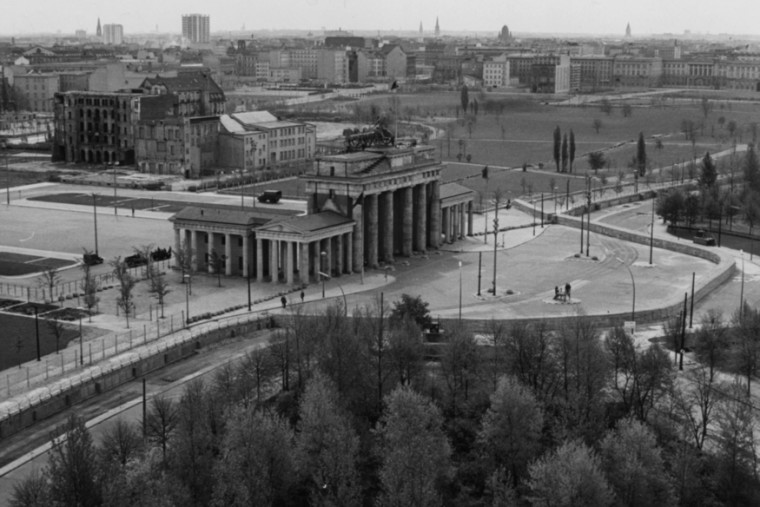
<box><xmin>11</xmin><ymin>294</ymin><xmax>760</xmax><ymax>506</ymax></box>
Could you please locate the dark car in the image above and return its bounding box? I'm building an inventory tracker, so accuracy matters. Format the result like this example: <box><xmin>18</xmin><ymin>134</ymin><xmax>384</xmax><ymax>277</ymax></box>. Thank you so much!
<box><xmin>125</xmin><ymin>253</ymin><xmax>148</xmax><ymax>268</ymax></box>
<box><xmin>83</xmin><ymin>252</ymin><xmax>103</xmax><ymax>266</ymax></box>
<box><xmin>693</xmin><ymin>229</ymin><xmax>716</xmax><ymax>246</ymax></box>
<box><xmin>258</xmin><ymin>190</ymin><xmax>282</xmax><ymax>204</ymax></box>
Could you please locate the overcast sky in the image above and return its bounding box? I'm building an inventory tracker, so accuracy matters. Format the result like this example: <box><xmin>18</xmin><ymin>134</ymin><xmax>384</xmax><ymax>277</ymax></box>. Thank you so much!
<box><xmin>4</xmin><ymin>0</ymin><xmax>760</xmax><ymax>37</ymax></box>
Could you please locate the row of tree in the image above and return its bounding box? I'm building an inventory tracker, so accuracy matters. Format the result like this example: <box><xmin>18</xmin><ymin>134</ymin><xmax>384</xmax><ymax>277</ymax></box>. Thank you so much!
<box><xmin>12</xmin><ymin>293</ymin><xmax>760</xmax><ymax>506</ymax></box>
<box><xmin>552</xmin><ymin>126</ymin><xmax>576</xmax><ymax>173</ymax></box>
<box><xmin>658</xmin><ymin>146</ymin><xmax>760</xmax><ymax>233</ymax></box>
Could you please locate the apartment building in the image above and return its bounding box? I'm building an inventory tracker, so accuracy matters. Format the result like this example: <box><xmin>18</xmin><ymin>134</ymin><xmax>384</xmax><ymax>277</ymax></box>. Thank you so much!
<box><xmin>14</xmin><ymin>72</ymin><xmax>59</xmax><ymax>112</ymax></box>
<box><xmin>182</xmin><ymin>14</ymin><xmax>210</xmax><ymax>44</ymax></box>
<box><xmin>218</xmin><ymin>110</ymin><xmax>316</xmax><ymax>171</ymax></box>
<box><xmin>483</xmin><ymin>54</ymin><xmax>510</xmax><ymax>88</ymax></box>
<box><xmin>102</xmin><ymin>24</ymin><xmax>124</xmax><ymax>45</ymax></box>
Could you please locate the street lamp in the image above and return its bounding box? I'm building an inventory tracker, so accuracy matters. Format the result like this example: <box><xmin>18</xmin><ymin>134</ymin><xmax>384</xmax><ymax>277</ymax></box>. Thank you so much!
<box><xmin>649</xmin><ymin>194</ymin><xmax>656</xmax><ymax>265</ymax></box>
<box><xmin>320</xmin><ymin>251</ymin><xmax>327</xmax><ymax>298</ymax></box>
<box><xmin>3</xmin><ymin>140</ymin><xmax>9</xmax><ymax>205</ymax></box>
<box><xmin>318</xmin><ymin>271</ymin><xmax>348</xmax><ymax>316</ymax></box>
<box><xmin>616</xmin><ymin>257</ymin><xmax>636</xmax><ymax>322</ymax></box>
<box><xmin>91</xmin><ymin>193</ymin><xmax>99</xmax><ymax>256</ymax></box>
<box><xmin>458</xmin><ymin>261</ymin><xmax>463</xmax><ymax>321</ymax></box>
<box><xmin>183</xmin><ymin>274</ymin><xmax>190</xmax><ymax>326</ymax></box>
<box><xmin>247</xmin><ymin>269</ymin><xmax>252</xmax><ymax>312</ymax></box>
<box><xmin>34</xmin><ymin>305</ymin><xmax>41</xmax><ymax>361</ymax></box>
<box><xmin>740</xmin><ymin>249</ymin><xmax>745</xmax><ymax>316</ymax></box>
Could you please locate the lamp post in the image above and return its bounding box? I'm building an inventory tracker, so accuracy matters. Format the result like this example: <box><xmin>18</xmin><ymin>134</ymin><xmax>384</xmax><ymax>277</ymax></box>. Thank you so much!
<box><xmin>3</xmin><ymin>140</ymin><xmax>9</xmax><ymax>205</ymax></box>
<box><xmin>458</xmin><ymin>261</ymin><xmax>463</xmax><ymax>321</ymax></box>
<box><xmin>585</xmin><ymin>178</ymin><xmax>591</xmax><ymax>257</ymax></box>
<box><xmin>247</xmin><ymin>270</ymin><xmax>252</xmax><ymax>311</ymax></box>
<box><xmin>740</xmin><ymin>249</ymin><xmax>745</xmax><ymax>316</ymax></box>
<box><xmin>649</xmin><ymin>194</ymin><xmax>655</xmax><ymax>265</ymax></box>
<box><xmin>183</xmin><ymin>274</ymin><xmax>190</xmax><ymax>325</ymax></box>
<box><xmin>318</xmin><ymin>271</ymin><xmax>347</xmax><ymax>316</ymax></box>
<box><xmin>91</xmin><ymin>193</ymin><xmax>99</xmax><ymax>256</ymax></box>
<box><xmin>616</xmin><ymin>257</ymin><xmax>636</xmax><ymax>322</ymax></box>
<box><xmin>34</xmin><ymin>305</ymin><xmax>41</xmax><ymax>361</ymax></box>
<box><xmin>79</xmin><ymin>317</ymin><xmax>83</xmax><ymax>366</ymax></box>
<box><xmin>320</xmin><ymin>251</ymin><xmax>327</xmax><ymax>298</ymax></box>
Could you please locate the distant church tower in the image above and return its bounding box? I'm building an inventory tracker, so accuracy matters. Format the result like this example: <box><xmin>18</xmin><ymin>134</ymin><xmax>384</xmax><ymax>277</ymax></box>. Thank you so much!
<box><xmin>435</xmin><ymin>17</ymin><xmax>440</xmax><ymax>38</ymax></box>
<box><xmin>625</xmin><ymin>22</ymin><xmax>631</xmax><ymax>38</ymax></box>
<box><xmin>96</xmin><ymin>18</ymin><xmax>102</xmax><ymax>38</ymax></box>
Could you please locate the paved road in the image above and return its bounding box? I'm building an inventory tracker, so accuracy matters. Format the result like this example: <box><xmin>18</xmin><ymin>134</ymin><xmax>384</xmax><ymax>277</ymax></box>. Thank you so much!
<box><xmin>0</xmin><ymin>329</ymin><xmax>276</xmax><ymax>506</ymax></box>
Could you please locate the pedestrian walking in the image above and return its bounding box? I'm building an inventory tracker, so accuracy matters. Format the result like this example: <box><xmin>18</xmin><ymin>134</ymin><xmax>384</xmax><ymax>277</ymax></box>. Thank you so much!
<box><xmin>281</xmin><ymin>296</ymin><xmax>287</xmax><ymax>309</ymax></box>
<box><xmin>300</xmin><ymin>290</ymin><xmax>304</xmax><ymax>303</ymax></box>
<box><xmin>565</xmin><ymin>282</ymin><xmax>571</xmax><ymax>302</ymax></box>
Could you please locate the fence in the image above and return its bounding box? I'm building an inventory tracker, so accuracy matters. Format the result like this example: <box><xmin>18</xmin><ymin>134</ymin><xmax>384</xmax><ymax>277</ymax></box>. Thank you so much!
<box><xmin>0</xmin><ymin>308</ymin><xmax>276</xmax><ymax>439</ymax></box>
<box><xmin>0</xmin><ymin>259</ymin><xmax>173</xmax><ymax>305</ymax></box>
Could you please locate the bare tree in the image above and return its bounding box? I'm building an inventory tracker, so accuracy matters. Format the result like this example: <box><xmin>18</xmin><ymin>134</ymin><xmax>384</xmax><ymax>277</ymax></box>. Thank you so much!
<box><xmin>209</xmin><ymin>249</ymin><xmax>226</xmax><ymax>287</ymax></box>
<box><xmin>147</xmin><ymin>264</ymin><xmax>170</xmax><ymax>318</ymax></box>
<box><xmin>80</xmin><ymin>249</ymin><xmax>100</xmax><ymax>322</ymax></box>
<box><xmin>47</xmin><ymin>317</ymin><xmax>67</xmax><ymax>354</ymax></box>
<box><xmin>38</xmin><ymin>266</ymin><xmax>61</xmax><ymax>305</ymax></box>
<box><xmin>111</xmin><ymin>256</ymin><xmax>136</xmax><ymax>328</ymax></box>
<box><xmin>174</xmin><ymin>238</ymin><xmax>194</xmax><ymax>286</ymax></box>
<box><xmin>145</xmin><ymin>395</ymin><xmax>179</xmax><ymax>463</ymax></box>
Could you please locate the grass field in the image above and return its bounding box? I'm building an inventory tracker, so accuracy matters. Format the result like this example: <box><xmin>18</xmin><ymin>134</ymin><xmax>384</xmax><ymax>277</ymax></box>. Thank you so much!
<box><xmin>0</xmin><ymin>252</ymin><xmax>76</xmax><ymax>277</ymax></box>
<box><xmin>0</xmin><ymin>309</ymin><xmax>78</xmax><ymax>370</ymax></box>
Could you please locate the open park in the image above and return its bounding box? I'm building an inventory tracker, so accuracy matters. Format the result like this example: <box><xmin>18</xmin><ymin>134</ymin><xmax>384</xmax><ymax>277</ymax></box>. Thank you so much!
<box><xmin>2</xmin><ymin>88</ymin><xmax>760</xmax><ymax>507</ymax></box>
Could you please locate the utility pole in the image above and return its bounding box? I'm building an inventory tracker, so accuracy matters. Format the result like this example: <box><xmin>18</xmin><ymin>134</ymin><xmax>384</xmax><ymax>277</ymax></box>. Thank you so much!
<box><xmin>540</xmin><ymin>193</ymin><xmax>544</xmax><ymax>227</ymax></box>
<box><xmin>649</xmin><ymin>195</ymin><xmax>655</xmax><ymax>265</ymax></box>
<box><xmin>4</xmin><ymin>141</ymin><xmax>9</xmax><ymax>205</ymax></box>
<box><xmin>690</xmin><ymin>272</ymin><xmax>695</xmax><ymax>328</ymax></box>
<box><xmin>586</xmin><ymin>179</ymin><xmax>591</xmax><ymax>257</ymax></box>
<box><xmin>91</xmin><ymin>194</ymin><xmax>99</xmax><ymax>256</ymax></box>
<box><xmin>34</xmin><ymin>306</ymin><xmax>41</xmax><ymax>361</ymax></box>
<box><xmin>492</xmin><ymin>192</ymin><xmax>500</xmax><ymax>295</ymax></box>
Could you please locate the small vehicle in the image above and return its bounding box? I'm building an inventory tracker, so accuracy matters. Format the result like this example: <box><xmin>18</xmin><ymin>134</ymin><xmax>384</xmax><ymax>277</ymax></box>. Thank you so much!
<box><xmin>693</xmin><ymin>229</ymin><xmax>716</xmax><ymax>246</ymax></box>
<box><xmin>258</xmin><ymin>190</ymin><xmax>282</xmax><ymax>204</ymax></box>
<box><xmin>83</xmin><ymin>252</ymin><xmax>103</xmax><ymax>266</ymax></box>
<box><xmin>125</xmin><ymin>253</ymin><xmax>148</xmax><ymax>268</ymax></box>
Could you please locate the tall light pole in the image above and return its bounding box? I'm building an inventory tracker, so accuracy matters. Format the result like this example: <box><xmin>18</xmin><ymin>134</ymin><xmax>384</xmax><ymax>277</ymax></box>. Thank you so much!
<box><xmin>318</xmin><ymin>271</ymin><xmax>347</xmax><ymax>316</ymax></box>
<box><xmin>649</xmin><ymin>195</ymin><xmax>655</xmax><ymax>265</ymax></box>
<box><xmin>320</xmin><ymin>250</ymin><xmax>327</xmax><ymax>298</ymax></box>
<box><xmin>740</xmin><ymin>249</ymin><xmax>745</xmax><ymax>316</ymax></box>
<box><xmin>247</xmin><ymin>270</ymin><xmax>252</xmax><ymax>311</ymax></box>
<box><xmin>3</xmin><ymin>140</ymin><xmax>9</xmax><ymax>205</ymax></box>
<box><xmin>585</xmin><ymin>177</ymin><xmax>591</xmax><ymax>257</ymax></box>
<box><xmin>109</xmin><ymin>163</ymin><xmax>117</xmax><ymax>216</ymax></box>
<box><xmin>616</xmin><ymin>257</ymin><xmax>636</xmax><ymax>322</ymax></box>
<box><xmin>458</xmin><ymin>261</ymin><xmax>463</xmax><ymax>321</ymax></box>
<box><xmin>91</xmin><ymin>193</ymin><xmax>99</xmax><ymax>256</ymax></box>
<box><xmin>492</xmin><ymin>213</ymin><xmax>499</xmax><ymax>294</ymax></box>
<box><xmin>183</xmin><ymin>274</ymin><xmax>190</xmax><ymax>325</ymax></box>
<box><xmin>34</xmin><ymin>305</ymin><xmax>41</xmax><ymax>361</ymax></box>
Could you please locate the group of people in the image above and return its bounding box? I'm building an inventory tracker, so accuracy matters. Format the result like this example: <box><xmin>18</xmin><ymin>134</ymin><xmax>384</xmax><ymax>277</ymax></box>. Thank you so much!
<box><xmin>554</xmin><ymin>282</ymin><xmax>572</xmax><ymax>302</ymax></box>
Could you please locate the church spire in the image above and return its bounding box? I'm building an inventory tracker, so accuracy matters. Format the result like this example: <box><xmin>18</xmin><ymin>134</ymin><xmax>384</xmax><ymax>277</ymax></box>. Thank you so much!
<box><xmin>96</xmin><ymin>17</ymin><xmax>102</xmax><ymax>37</ymax></box>
<box><xmin>435</xmin><ymin>16</ymin><xmax>440</xmax><ymax>38</ymax></box>
<box><xmin>625</xmin><ymin>22</ymin><xmax>631</xmax><ymax>38</ymax></box>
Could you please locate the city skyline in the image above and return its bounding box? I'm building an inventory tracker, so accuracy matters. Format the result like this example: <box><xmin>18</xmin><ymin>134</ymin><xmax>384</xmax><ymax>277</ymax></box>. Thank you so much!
<box><xmin>3</xmin><ymin>0</ymin><xmax>760</xmax><ymax>38</ymax></box>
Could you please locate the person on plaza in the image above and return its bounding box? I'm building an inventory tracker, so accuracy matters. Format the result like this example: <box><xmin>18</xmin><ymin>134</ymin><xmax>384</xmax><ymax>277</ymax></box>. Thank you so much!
<box><xmin>554</xmin><ymin>286</ymin><xmax>560</xmax><ymax>300</ymax></box>
<box><xmin>281</xmin><ymin>296</ymin><xmax>287</xmax><ymax>309</ymax></box>
<box><xmin>565</xmin><ymin>282</ymin><xmax>572</xmax><ymax>302</ymax></box>
<box><xmin>300</xmin><ymin>290</ymin><xmax>305</xmax><ymax>303</ymax></box>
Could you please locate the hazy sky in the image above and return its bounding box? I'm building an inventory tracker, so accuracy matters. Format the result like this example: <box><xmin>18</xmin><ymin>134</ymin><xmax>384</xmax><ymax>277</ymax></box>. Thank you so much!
<box><xmin>4</xmin><ymin>0</ymin><xmax>760</xmax><ymax>37</ymax></box>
